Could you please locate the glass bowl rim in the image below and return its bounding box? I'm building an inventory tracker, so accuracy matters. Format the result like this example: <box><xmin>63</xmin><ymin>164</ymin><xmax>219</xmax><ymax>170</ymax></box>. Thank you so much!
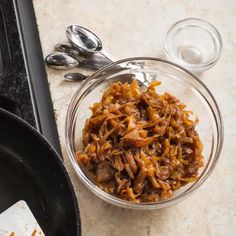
<box><xmin>65</xmin><ymin>57</ymin><xmax>224</xmax><ymax>209</ymax></box>
<box><xmin>163</xmin><ymin>18</ymin><xmax>223</xmax><ymax>71</ymax></box>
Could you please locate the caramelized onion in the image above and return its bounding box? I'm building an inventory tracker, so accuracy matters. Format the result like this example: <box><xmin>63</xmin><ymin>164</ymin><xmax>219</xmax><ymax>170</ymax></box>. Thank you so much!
<box><xmin>77</xmin><ymin>80</ymin><xmax>203</xmax><ymax>202</ymax></box>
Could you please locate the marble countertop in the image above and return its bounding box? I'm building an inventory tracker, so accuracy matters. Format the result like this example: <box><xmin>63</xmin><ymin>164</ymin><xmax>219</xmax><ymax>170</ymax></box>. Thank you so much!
<box><xmin>33</xmin><ymin>1</ymin><xmax>236</xmax><ymax>235</ymax></box>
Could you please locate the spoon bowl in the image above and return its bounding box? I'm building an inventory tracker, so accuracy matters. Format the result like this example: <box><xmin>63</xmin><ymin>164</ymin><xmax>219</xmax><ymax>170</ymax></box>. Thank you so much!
<box><xmin>45</xmin><ymin>52</ymin><xmax>78</xmax><ymax>70</ymax></box>
<box><xmin>55</xmin><ymin>43</ymin><xmax>80</xmax><ymax>57</ymax></box>
<box><xmin>66</xmin><ymin>25</ymin><xmax>103</xmax><ymax>53</ymax></box>
<box><xmin>64</xmin><ymin>72</ymin><xmax>88</xmax><ymax>82</ymax></box>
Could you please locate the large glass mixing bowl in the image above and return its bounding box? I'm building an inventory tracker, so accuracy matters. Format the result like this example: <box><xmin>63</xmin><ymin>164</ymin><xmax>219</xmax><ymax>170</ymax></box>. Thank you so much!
<box><xmin>65</xmin><ymin>57</ymin><xmax>223</xmax><ymax>210</ymax></box>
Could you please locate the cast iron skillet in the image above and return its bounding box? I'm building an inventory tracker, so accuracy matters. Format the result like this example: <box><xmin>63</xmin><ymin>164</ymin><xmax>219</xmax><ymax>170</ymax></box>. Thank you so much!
<box><xmin>0</xmin><ymin>108</ymin><xmax>81</xmax><ymax>235</ymax></box>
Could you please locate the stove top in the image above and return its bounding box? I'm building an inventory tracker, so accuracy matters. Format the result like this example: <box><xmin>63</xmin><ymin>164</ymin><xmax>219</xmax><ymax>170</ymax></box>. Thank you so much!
<box><xmin>0</xmin><ymin>0</ymin><xmax>61</xmax><ymax>156</ymax></box>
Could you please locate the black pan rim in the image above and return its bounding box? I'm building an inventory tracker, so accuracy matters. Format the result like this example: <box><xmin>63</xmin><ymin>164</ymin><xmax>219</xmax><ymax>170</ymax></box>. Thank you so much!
<box><xmin>0</xmin><ymin>108</ymin><xmax>81</xmax><ymax>235</ymax></box>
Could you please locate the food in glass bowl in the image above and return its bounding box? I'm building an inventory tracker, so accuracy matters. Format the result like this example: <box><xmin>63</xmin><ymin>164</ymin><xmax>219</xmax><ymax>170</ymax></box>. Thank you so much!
<box><xmin>66</xmin><ymin>58</ymin><xmax>223</xmax><ymax>210</ymax></box>
<box><xmin>76</xmin><ymin>79</ymin><xmax>203</xmax><ymax>203</ymax></box>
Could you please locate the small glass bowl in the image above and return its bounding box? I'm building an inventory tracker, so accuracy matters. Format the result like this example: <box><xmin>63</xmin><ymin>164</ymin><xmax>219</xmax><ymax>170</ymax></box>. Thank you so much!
<box><xmin>65</xmin><ymin>58</ymin><xmax>223</xmax><ymax>210</ymax></box>
<box><xmin>163</xmin><ymin>18</ymin><xmax>223</xmax><ymax>72</ymax></box>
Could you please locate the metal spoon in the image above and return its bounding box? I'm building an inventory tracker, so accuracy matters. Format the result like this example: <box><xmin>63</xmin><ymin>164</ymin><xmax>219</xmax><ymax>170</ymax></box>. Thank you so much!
<box><xmin>46</xmin><ymin>26</ymin><xmax>113</xmax><ymax>70</ymax></box>
<box><xmin>46</xmin><ymin>50</ymin><xmax>111</xmax><ymax>70</ymax></box>
<box><xmin>55</xmin><ymin>42</ymin><xmax>80</xmax><ymax>57</ymax></box>
<box><xmin>45</xmin><ymin>52</ymin><xmax>78</xmax><ymax>69</ymax></box>
<box><xmin>66</xmin><ymin>25</ymin><xmax>113</xmax><ymax>62</ymax></box>
<box><xmin>66</xmin><ymin>25</ymin><xmax>102</xmax><ymax>53</ymax></box>
<box><xmin>64</xmin><ymin>72</ymin><xmax>88</xmax><ymax>82</ymax></box>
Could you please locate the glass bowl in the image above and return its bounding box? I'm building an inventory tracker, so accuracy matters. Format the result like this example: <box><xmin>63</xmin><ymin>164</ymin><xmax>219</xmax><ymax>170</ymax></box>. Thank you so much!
<box><xmin>163</xmin><ymin>18</ymin><xmax>223</xmax><ymax>73</ymax></box>
<box><xmin>65</xmin><ymin>57</ymin><xmax>223</xmax><ymax>210</ymax></box>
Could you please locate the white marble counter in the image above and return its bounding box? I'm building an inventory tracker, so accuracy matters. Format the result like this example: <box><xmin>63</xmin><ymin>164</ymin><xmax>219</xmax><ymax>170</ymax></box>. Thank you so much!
<box><xmin>33</xmin><ymin>1</ymin><xmax>236</xmax><ymax>235</ymax></box>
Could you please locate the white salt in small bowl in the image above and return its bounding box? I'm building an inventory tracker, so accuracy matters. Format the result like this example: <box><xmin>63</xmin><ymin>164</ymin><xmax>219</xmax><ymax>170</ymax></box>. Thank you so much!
<box><xmin>163</xmin><ymin>18</ymin><xmax>223</xmax><ymax>73</ymax></box>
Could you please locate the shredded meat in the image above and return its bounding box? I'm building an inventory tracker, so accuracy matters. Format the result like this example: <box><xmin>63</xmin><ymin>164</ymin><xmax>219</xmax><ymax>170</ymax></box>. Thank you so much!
<box><xmin>77</xmin><ymin>80</ymin><xmax>204</xmax><ymax>203</ymax></box>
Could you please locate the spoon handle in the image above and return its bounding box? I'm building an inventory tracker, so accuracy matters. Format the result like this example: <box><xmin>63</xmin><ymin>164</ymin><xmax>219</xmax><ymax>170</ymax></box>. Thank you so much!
<box><xmin>99</xmin><ymin>50</ymin><xmax>115</xmax><ymax>62</ymax></box>
<box><xmin>78</xmin><ymin>52</ymin><xmax>112</xmax><ymax>70</ymax></box>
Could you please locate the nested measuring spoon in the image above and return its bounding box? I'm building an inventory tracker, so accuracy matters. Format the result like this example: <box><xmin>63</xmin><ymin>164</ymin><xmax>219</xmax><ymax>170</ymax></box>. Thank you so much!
<box><xmin>45</xmin><ymin>50</ymin><xmax>111</xmax><ymax>71</ymax></box>
<box><xmin>64</xmin><ymin>72</ymin><xmax>88</xmax><ymax>82</ymax></box>
<box><xmin>66</xmin><ymin>25</ymin><xmax>113</xmax><ymax>62</ymax></box>
<box><xmin>45</xmin><ymin>52</ymin><xmax>78</xmax><ymax>70</ymax></box>
<box><xmin>46</xmin><ymin>27</ymin><xmax>113</xmax><ymax>70</ymax></box>
<box><xmin>45</xmin><ymin>25</ymin><xmax>115</xmax><ymax>80</ymax></box>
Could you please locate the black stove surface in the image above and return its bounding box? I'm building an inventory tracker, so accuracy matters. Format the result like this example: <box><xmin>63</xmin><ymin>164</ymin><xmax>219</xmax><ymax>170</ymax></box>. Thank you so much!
<box><xmin>0</xmin><ymin>0</ymin><xmax>36</xmax><ymax>127</ymax></box>
<box><xmin>0</xmin><ymin>0</ymin><xmax>61</xmax><ymax>155</ymax></box>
